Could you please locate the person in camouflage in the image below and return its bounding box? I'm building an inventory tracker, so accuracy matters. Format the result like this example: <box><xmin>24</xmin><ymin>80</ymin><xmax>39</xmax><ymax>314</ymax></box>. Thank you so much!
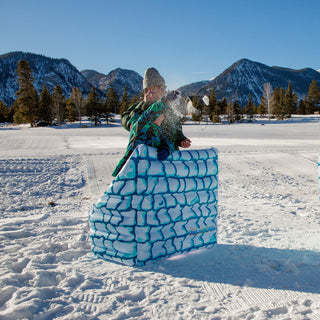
<box><xmin>112</xmin><ymin>68</ymin><xmax>191</xmax><ymax>177</ymax></box>
<box><xmin>112</xmin><ymin>91</ymin><xmax>179</xmax><ymax>177</ymax></box>
<box><xmin>121</xmin><ymin>68</ymin><xmax>191</xmax><ymax>151</ymax></box>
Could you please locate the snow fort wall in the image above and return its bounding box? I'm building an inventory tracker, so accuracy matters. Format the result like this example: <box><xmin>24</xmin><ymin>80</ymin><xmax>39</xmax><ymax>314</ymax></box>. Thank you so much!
<box><xmin>89</xmin><ymin>144</ymin><xmax>218</xmax><ymax>266</ymax></box>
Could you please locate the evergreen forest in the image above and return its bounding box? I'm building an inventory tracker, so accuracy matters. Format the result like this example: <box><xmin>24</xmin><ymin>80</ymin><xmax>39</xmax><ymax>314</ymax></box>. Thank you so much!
<box><xmin>1</xmin><ymin>60</ymin><xmax>320</xmax><ymax>126</ymax></box>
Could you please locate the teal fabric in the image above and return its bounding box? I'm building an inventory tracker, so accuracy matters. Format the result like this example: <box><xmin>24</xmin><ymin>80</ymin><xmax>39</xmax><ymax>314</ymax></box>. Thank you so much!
<box><xmin>113</xmin><ymin>100</ymin><xmax>175</xmax><ymax>177</ymax></box>
<box><xmin>121</xmin><ymin>100</ymin><xmax>187</xmax><ymax>150</ymax></box>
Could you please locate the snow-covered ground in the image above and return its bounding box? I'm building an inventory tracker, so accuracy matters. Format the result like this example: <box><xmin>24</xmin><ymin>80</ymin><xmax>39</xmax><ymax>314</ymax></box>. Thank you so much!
<box><xmin>1</xmin><ymin>116</ymin><xmax>320</xmax><ymax>319</ymax></box>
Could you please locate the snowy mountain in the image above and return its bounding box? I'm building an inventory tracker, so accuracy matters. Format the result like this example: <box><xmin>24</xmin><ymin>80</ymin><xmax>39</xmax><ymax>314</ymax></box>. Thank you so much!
<box><xmin>1</xmin><ymin>52</ymin><xmax>318</xmax><ymax>108</ymax></box>
<box><xmin>81</xmin><ymin>68</ymin><xmax>143</xmax><ymax>99</ymax></box>
<box><xmin>186</xmin><ymin>59</ymin><xmax>320</xmax><ymax>107</ymax></box>
<box><xmin>0</xmin><ymin>52</ymin><xmax>94</xmax><ymax>106</ymax></box>
<box><xmin>178</xmin><ymin>80</ymin><xmax>209</xmax><ymax>97</ymax></box>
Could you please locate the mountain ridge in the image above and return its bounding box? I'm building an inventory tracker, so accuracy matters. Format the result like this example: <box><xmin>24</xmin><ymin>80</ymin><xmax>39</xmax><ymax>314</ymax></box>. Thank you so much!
<box><xmin>193</xmin><ymin>58</ymin><xmax>320</xmax><ymax>106</ymax></box>
<box><xmin>1</xmin><ymin>51</ymin><xmax>319</xmax><ymax>108</ymax></box>
<box><xmin>81</xmin><ymin>68</ymin><xmax>143</xmax><ymax>99</ymax></box>
<box><xmin>0</xmin><ymin>51</ymin><xmax>93</xmax><ymax>105</ymax></box>
<box><xmin>0</xmin><ymin>51</ymin><xmax>143</xmax><ymax>105</ymax></box>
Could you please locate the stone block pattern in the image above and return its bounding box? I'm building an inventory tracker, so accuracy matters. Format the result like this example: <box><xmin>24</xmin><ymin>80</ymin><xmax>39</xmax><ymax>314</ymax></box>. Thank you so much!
<box><xmin>89</xmin><ymin>145</ymin><xmax>218</xmax><ymax>266</ymax></box>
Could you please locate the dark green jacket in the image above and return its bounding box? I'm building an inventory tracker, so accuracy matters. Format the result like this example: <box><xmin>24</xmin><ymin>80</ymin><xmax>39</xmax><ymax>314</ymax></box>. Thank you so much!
<box><xmin>121</xmin><ymin>100</ymin><xmax>187</xmax><ymax>151</ymax></box>
<box><xmin>112</xmin><ymin>100</ymin><xmax>176</xmax><ymax>177</ymax></box>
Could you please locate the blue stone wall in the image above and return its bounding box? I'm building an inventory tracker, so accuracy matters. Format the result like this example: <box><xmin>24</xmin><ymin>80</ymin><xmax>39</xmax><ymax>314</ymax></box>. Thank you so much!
<box><xmin>89</xmin><ymin>145</ymin><xmax>218</xmax><ymax>266</ymax></box>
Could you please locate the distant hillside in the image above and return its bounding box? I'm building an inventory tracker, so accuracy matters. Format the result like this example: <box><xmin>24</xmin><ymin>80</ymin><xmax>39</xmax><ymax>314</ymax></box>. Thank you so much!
<box><xmin>80</xmin><ymin>70</ymin><xmax>106</xmax><ymax>88</ymax></box>
<box><xmin>0</xmin><ymin>51</ymin><xmax>93</xmax><ymax>105</ymax></box>
<box><xmin>1</xmin><ymin>52</ymin><xmax>319</xmax><ymax>108</ymax></box>
<box><xmin>178</xmin><ymin>80</ymin><xmax>209</xmax><ymax>97</ymax></box>
<box><xmin>81</xmin><ymin>68</ymin><xmax>143</xmax><ymax>99</ymax></box>
<box><xmin>183</xmin><ymin>59</ymin><xmax>320</xmax><ymax>107</ymax></box>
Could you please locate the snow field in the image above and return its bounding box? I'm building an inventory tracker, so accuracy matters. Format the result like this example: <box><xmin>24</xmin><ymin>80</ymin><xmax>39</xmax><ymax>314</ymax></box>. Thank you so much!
<box><xmin>1</xmin><ymin>117</ymin><xmax>320</xmax><ymax>319</ymax></box>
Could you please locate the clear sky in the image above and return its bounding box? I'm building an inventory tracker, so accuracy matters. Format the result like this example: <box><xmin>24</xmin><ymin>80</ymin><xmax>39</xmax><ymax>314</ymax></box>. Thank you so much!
<box><xmin>1</xmin><ymin>0</ymin><xmax>319</xmax><ymax>89</ymax></box>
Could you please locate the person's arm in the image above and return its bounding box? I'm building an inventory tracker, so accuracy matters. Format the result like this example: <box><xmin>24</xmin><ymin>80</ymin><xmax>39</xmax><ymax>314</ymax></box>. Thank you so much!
<box><xmin>132</xmin><ymin>100</ymin><xmax>169</xmax><ymax>136</ymax></box>
<box><xmin>121</xmin><ymin>102</ymin><xmax>143</xmax><ymax>131</ymax></box>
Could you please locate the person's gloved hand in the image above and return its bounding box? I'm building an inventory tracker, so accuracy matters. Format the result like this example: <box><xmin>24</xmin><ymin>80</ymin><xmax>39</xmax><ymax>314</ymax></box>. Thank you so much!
<box><xmin>162</xmin><ymin>90</ymin><xmax>181</xmax><ymax>105</ymax></box>
<box><xmin>157</xmin><ymin>148</ymin><xmax>169</xmax><ymax>160</ymax></box>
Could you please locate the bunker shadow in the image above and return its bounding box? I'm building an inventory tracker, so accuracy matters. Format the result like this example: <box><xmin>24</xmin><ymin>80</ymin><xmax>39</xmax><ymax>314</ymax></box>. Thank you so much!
<box><xmin>141</xmin><ymin>243</ymin><xmax>320</xmax><ymax>294</ymax></box>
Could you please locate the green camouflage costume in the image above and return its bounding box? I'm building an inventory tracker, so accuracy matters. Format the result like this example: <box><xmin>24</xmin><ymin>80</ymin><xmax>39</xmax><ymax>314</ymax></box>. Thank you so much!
<box><xmin>121</xmin><ymin>100</ymin><xmax>187</xmax><ymax>150</ymax></box>
<box><xmin>112</xmin><ymin>99</ymin><xmax>176</xmax><ymax>177</ymax></box>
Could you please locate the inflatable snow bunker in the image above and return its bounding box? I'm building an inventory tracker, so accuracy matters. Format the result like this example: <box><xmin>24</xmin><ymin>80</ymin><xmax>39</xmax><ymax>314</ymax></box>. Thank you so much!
<box><xmin>89</xmin><ymin>145</ymin><xmax>218</xmax><ymax>266</ymax></box>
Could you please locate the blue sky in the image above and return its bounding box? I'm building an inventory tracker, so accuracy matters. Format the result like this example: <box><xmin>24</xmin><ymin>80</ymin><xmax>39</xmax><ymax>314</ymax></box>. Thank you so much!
<box><xmin>1</xmin><ymin>0</ymin><xmax>319</xmax><ymax>89</ymax></box>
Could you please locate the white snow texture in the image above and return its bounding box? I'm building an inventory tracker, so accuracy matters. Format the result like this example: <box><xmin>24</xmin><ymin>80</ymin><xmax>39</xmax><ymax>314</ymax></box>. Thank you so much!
<box><xmin>1</xmin><ymin>116</ymin><xmax>320</xmax><ymax>319</ymax></box>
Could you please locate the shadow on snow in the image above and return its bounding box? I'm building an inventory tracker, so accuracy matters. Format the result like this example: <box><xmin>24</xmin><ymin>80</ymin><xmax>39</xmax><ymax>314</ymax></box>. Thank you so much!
<box><xmin>141</xmin><ymin>243</ymin><xmax>320</xmax><ymax>294</ymax></box>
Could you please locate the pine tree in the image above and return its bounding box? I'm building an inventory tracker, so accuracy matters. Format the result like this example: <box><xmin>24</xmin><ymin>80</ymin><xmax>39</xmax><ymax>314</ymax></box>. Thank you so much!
<box><xmin>70</xmin><ymin>87</ymin><xmax>84</xmax><ymax>125</ymax></box>
<box><xmin>7</xmin><ymin>104</ymin><xmax>15</xmax><ymax>123</ymax></box>
<box><xmin>279</xmin><ymin>87</ymin><xmax>286</xmax><ymax>119</ymax></box>
<box><xmin>0</xmin><ymin>101</ymin><xmax>8</xmax><ymax>123</ymax></box>
<box><xmin>207</xmin><ymin>88</ymin><xmax>219</xmax><ymax>122</ymax></box>
<box><xmin>257</xmin><ymin>96</ymin><xmax>267</xmax><ymax>116</ymax></box>
<box><xmin>243</xmin><ymin>94</ymin><xmax>256</xmax><ymax>121</ymax></box>
<box><xmin>86</xmin><ymin>86</ymin><xmax>102</xmax><ymax>127</ymax></box>
<box><xmin>284</xmin><ymin>81</ymin><xmax>298</xmax><ymax>116</ymax></box>
<box><xmin>65</xmin><ymin>99</ymin><xmax>77</xmax><ymax>122</ymax></box>
<box><xmin>306</xmin><ymin>79</ymin><xmax>320</xmax><ymax>114</ymax></box>
<box><xmin>52</xmin><ymin>85</ymin><xmax>66</xmax><ymax>125</ymax></box>
<box><xmin>102</xmin><ymin>96</ymin><xmax>112</xmax><ymax>126</ymax></box>
<box><xmin>191</xmin><ymin>95</ymin><xmax>202</xmax><ymax>122</ymax></box>
<box><xmin>105</xmin><ymin>87</ymin><xmax>119</xmax><ymax>114</ymax></box>
<box><xmin>233</xmin><ymin>99</ymin><xmax>242</xmax><ymax>121</ymax></box>
<box><xmin>271</xmin><ymin>87</ymin><xmax>279</xmax><ymax>117</ymax></box>
<box><xmin>119</xmin><ymin>86</ymin><xmax>130</xmax><ymax>115</ymax></box>
<box><xmin>129</xmin><ymin>95</ymin><xmax>140</xmax><ymax>105</ymax></box>
<box><xmin>273</xmin><ymin>87</ymin><xmax>289</xmax><ymax>120</ymax></box>
<box><xmin>227</xmin><ymin>101</ymin><xmax>235</xmax><ymax>123</ymax></box>
<box><xmin>14</xmin><ymin>60</ymin><xmax>39</xmax><ymax>126</ymax></box>
<box><xmin>218</xmin><ymin>97</ymin><xmax>228</xmax><ymax>115</ymax></box>
<box><xmin>39</xmin><ymin>85</ymin><xmax>53</xmax><ymax>124</ymax></box>
<box><xmin>297</xmin><ymin>96</ymin><xmax>307</xmax><ymax>115</ymax></box>
<box><xmin>103</xmin><ymin>87</ymin><xmax>119</xmax><ymax>125</ymax></box>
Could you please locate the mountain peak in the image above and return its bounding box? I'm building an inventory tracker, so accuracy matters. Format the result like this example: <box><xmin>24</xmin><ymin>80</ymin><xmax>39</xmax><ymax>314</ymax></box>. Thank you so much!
<box><xmin>2</xmin><ymin>51</ymin><xmax>319</xmax><ymax>108</ymax></box>
<box><xmin>193</xmin><ymin>60</ymin><xmax>320</xmax><ymax>107</ymax></box>
<box><xmin>81</xmin><ymin>68</ymin><xmax>143</xmax><ymax>98</ymax></box>
<box><xmin>236</xmin><ymin>58</ymin><xmax>254</xmax><ymax>64</ymax></box>
<box><xmin>0</xmin><ymin>51</ymin><xmax>73</xmax><ymax>68</ymax></box>
<box><xmin>0</xmin><ymin>51</ymin><xmax>143</xmax><ymax>105</ymax></box>
<box><xmin>0</xmin><ymin>51</ymin><xmax>92</xmax><ymax>105</ymax></box>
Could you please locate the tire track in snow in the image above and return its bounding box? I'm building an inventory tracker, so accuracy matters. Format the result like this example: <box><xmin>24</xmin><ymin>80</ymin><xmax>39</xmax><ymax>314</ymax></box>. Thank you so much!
<box><xmin>85</xmin><ymin>154</ymin><xmax>121</xmax><ymax>197</ymax></box>
<box><xmin>203</xmin><ymin>282</ymin><xmax>320</xmax><ymax>317</ymax></box>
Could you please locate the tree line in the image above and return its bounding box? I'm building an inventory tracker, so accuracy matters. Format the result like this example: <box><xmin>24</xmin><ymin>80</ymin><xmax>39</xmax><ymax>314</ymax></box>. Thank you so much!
<box><xmin>1</xmin><ymin>60</ymin><xmax>320</xmax><ymax>125</ymax></box>
<box><xmin>191</xmin><ymin>80</ymin><xmax>320</xmax><ymax>123</ymax></box>
<box><xmin>0</xmin><ymin>60</ymin><xmax>140</xmax><ymax>126</ymax></box>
